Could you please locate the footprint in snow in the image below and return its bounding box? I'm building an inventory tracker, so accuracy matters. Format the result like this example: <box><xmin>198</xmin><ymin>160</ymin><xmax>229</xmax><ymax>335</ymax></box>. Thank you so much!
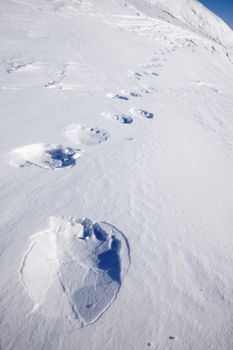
<box><xmin>128</xmin><ymin>71</ymin><xmax>142</xmax><ymax>80</ymax></box>
<box><xmin>103</xmin><ymin>112</ymin><xmax>133</xmax><ymax>124</ymax></box>
<box><xmin>9</xmin><ymin>144</ymin><xmax>81</xmax><ymax>169</ymax></box>
<box><xmin>64</xmin><ymin>124</ymin><xmax>109</xmax><ymax>146</ymax></box>
<box><xmin>130</xmin><ymin>107</ymin><xmax>154</xmax><ymax>119</ymax></box>
<box><xmin>106</xmin><ymin>92</ymin><xmax>129</xmax><ymax>101</ymax></box>
<box><xmin>4</xmin><ymin>59</ymin><xmax>34</xmax><ymax>74</ymax></box>
<box><xmin>169</xmin><ymin>336</ymin><xmax>177</xmax><ymax>341</ymax></box>
<box><xmin>140</xmin><ymin>88</ymin><xmax>151</xmax><ymax>94</ymax></box>
<box><xmin>119</xmin><ymin>89</ymin><xmax>142</xmax><ymax>97</ymax></box>
<box><xmin>106</xmin><ymin>89</ymin><xmax>145</xmax><ymax>101</ymax></box>
<box><xmin>113</xmin><ymin>114</ymin><xmax>133</xmax><ymax>124</ymax></box>
<box><xmin>20</xmin><ymin>216</ymin><xmax>130</xmax><ymax>325</ymax></box>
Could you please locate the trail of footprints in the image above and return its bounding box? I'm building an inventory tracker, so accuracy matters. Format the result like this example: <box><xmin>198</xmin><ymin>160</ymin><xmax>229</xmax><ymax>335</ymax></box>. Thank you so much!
<box><xmin>9</xmin><ymin>29</ymin><xmax>212</xmax><ymax>330</ymax></box>
<box><xmin>9</xmin><ymin>62</ymin><xmax>155</xmax><ymax>168</ymax></box>
<box><xmin>4</xmin><ymin>8</ymin><xmax>228</xmax><ymax>332</ymax></box>
<box><xmin>9</xmin><ymin>55</ymin><xmax>158</xmax><ymax>325</ymax></box>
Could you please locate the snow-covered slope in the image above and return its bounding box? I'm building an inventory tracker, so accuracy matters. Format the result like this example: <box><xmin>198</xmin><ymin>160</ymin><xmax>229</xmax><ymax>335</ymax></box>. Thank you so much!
<box><xmin>0</xmin><ymin>0</ymin><xmax>233</xmax><ymax>349</ymax></box>
<box><xmin>128</xmin><ymin>0</ymin><xmax>233</xmax><ymax>47</ymax></box>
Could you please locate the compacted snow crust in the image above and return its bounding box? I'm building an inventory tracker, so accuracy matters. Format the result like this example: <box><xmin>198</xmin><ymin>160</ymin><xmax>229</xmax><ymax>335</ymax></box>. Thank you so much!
<box><xmin>0</xmin><ymin>0</ymin><xmax>233</xmax><ymax>349</ymax></box>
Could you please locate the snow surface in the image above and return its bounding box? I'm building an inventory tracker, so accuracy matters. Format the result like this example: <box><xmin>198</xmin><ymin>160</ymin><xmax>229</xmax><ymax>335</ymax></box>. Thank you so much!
<box><xmin>0</xmin><ymin>0</ymin><xmax>233</xmax><ymax>349</ymax></box>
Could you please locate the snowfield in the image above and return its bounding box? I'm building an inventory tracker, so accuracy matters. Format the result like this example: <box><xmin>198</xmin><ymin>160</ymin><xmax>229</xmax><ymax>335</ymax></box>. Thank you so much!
<box><xmin>0</xmin><ymin>0</ymin><xmax>233</xmax><ymax>349</ymax></box>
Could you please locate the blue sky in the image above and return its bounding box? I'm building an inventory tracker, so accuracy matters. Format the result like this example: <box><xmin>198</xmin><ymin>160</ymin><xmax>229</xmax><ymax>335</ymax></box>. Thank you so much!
<box><xmin>199</xmin><ymin>0</ymin><xmax>233</xmax><ymax>29</ymax></box>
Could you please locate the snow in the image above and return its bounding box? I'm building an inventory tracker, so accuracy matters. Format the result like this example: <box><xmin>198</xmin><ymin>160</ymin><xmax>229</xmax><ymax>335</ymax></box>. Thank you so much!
<box><xmin>64</xmin><ymin>125</ymin><xmax>109</xmax><ymax>146</ymax></box>
<box><xmin>130</xmin><ymin>107</ymin><xmax>154</xmax><ymax>119</ymax></box>
<box><xmin>0</xmin><ymin>0</ymin><xmax>233</xmax><ymax>349</ymax></box>
<box><xmin>128</xmin><ymin>0</ymin><xmax>233</xmax><ymax>48</ymax></box>
<box><xmin>9</xmin><ymin>144</ymin><xmax>81</xmax><ymax>169</ymax></box>
<box><xmin>20</xmin><ymin>217</ymin><xmax>130</xmax><ymax>326</ymax></box>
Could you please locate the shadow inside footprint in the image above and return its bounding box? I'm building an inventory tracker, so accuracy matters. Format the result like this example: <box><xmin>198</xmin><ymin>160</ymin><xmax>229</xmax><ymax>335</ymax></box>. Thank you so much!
<box><xmin>115</xmin><ymin>94</ymin><xmax>129</xmax><ymax>100</ymax></box>
<box><xmin>97</xmin><ymin>236</ymin><xmax>121</xmax><ymax>283</ymax></box>
<box><xmin>46</xmin><ymin>147</ymin><xmax>77</xmax><ymax>168</ymax></box>
<box><xmin>139</xmin><ymin>109</ymin><xmax>154</xmax><ymax>119</ymax></box>
<box><xmin>114</xmin><ymin>114</ymin><xmax>133</xmax><ymax>124</ymax></box>
<box><xmin>130</xmin><ymin>108</ymin><xmax>154</xmax><ymax>119</ymax></box>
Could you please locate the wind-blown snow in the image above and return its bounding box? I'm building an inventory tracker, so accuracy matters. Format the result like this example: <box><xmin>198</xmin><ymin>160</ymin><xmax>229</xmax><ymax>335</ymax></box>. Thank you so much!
<box><xmin>0</xmin><ymin>0</ymin><xmax>233</xmax><ymax>349</ymax></box>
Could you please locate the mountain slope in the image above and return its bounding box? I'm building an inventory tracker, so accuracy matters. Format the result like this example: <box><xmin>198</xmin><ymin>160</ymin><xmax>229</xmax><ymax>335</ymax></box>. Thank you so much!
<box><xmin>127</xmin><ymin>0</ymin><xmax>233</xmax><ymax>47</ymax></box>
<box><xmin>0</xmin><ymin>1</ymin><xmax>233</xmax><ymax>349</ymax></box>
